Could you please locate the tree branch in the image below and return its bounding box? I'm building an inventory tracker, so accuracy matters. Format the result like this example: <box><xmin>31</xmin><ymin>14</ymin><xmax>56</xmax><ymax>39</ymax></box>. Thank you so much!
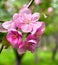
<box><xmin>0</xmin><ymin>44</ymin><xmax>4</xmax><ymax>53</ymax></box>
<box><xmin>14</xmin><ymin>49</ymin><xmax>24</xmax><ymax>65</ymax></box>
<box><xmin>27</xmin><ymin>0</ymin><xmax>34</xmax><ymax>8</ymax></box>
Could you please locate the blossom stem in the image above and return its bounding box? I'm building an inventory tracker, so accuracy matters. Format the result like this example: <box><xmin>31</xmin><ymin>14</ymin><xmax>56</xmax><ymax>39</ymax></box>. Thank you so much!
<box><xmin>27</xmin><ymin>0</ymin><xmax>34</xmax><ymax>8</ymax></box>
<box><xmin>14</xmin><ymin>49</ymin><xmax>24</xmax><ymax>65</ymax></box>
<box><xmin>0</xmin><ymin>44</ymin><xmax>4</xmax><ymax>53</ymax></box>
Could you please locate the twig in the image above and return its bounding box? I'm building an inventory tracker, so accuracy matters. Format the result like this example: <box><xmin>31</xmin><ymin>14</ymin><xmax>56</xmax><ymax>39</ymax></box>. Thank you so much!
<box><xmin>0</xmin><ymin>44</ymin><xmax>4</xmax><ymax>53</ymax></box>
<box><xmin>27</xmin><ymin>0</ymin><xmax>34</xmax><ymax>8</ymax></box>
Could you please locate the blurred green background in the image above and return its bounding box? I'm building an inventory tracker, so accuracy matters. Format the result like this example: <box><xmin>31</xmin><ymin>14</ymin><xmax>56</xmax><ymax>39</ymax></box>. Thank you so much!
<box><xmin>0</xmin><ymin>0</ymin><xmax>58</xmax><ymax>65</ymax></box>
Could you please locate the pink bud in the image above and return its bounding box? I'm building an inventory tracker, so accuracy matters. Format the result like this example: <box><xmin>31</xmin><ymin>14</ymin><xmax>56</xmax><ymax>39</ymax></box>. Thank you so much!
<box><xmin>48</xmin><ymin>7</ymin><xmax>53</xmax><ymax>13</ymax></box>
<box><xmin>23</xmin><ymin>4</ymin><xmax>27</xmax><ymax>8</ymax></box>
<box><xmin>34</xmin><ymin>0</ymin><xmax>41</xmax><ymax>5</ymax></box>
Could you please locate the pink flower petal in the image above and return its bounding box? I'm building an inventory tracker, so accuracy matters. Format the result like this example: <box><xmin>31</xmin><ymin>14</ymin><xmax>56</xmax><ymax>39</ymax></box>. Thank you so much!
<box><xmin>21</xmin><ymin>24</ymin><xmax>32</xmax><ymax>33</ymax></box>
<box><xmin>19</xmin><ymin>8</ymin><xmax>31</xmax><ymax>14</ymax></box>
<box><xmin>0</xmin><ymin>23</ymin><xmax>7</xmax><ymax>32</ymax></box>
<box><xmin>6</xmin><ymin>29</ymin><xmax>22</xmax><ymax>48</ymax></box>
<box><xmin>31</xmin><ymin>22</ymin><xmax>43</xmax><ymax>34</ymax></box>
<box><xmin>31</xmin><ymin>13</ymin><xmax>40</xmax><ymax>22</ymax></box>
<box><xmin>28</xmin><ymin>40</ymin><xmax>37</xmax><ymax>44</ymax></box>
<box><xmin>6</xmin><ymin>31</ymin><xmax>18</xmax><ymax>45</ymax></box>
<box><xmin>36</xmin><ymin>22</ymin><xmax>45</xmax><ymax>36</ymax></box>
<box><xmin>17</xmin><ymin>48</ymin><xmax>26</xmax><ymax>54</ymax></box>
<box><xmin>2</xmin><ymin>20</ymin><xmax>15</xmax><ymax>30</ymax></box>
<box><xmin>13</xmin><ymin>13</ymin><xmax>18</xmax><ymax>20</ymax></box>
<box><xmin>25</xmin><ymin>34</ymin><xmax>38</xmax><ymax>52</ymax></box>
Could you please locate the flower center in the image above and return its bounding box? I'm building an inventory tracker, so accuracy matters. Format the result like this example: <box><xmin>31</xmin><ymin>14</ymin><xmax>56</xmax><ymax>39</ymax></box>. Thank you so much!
<box><xmin>25</xmin><ymin>20</ymin><xmax>30</xmax><ymax>24</ymax></box>
<box><xmin>13</xmin><ymin>34</ymin><xmax>18</xmax><ymax>39</ymax></box>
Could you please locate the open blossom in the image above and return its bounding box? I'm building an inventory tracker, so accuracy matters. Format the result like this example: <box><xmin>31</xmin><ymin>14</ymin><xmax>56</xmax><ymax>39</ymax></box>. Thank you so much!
<box><xmin>2</xmin><ymin>20</ymin><xmax>16</xmax><ymax>31</ymax></box>
<box><xmin>13</xmin><ymin>8</ymin><xmax>41</xmax><ymax>33</ymax></box>
<box><xmin>6</xmin><ymin>29</ymin><xmax>22</xmax><ymax>48</ymax></box>
<box><xmin>17</xmin><ymin>34</ymin><xmax>39</xmax><ymax>54</ymax></box>
<box><xmin>34</xmin><ymin>0</ymin><xmax>41</xmax><ymax>5</ymax></box>
<box><xmin>25</xmin><ymin>34</ymin><xmax>38</xmax><ymax>52</ymax></box>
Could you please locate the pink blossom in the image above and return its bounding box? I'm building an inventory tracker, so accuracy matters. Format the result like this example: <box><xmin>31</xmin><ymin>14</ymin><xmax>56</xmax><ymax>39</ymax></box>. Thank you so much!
<box><xmin>34</xmin><ymin>0</ymin><xmax>41</xmax><ymax>5</ymax></box>
<box><xmin>6</xmin><ymin>29</ymin><xmax>22</xmax><ymax>48</ymax></box>
<box><xmin>31</xmin><ymin>22</ymin><xmax>45</xmax><ymax>35</ymax></box>
<box><xmin>2</xmin><ymin>20</ymin><xmax>16</xmax><ymax>31</ymax></box>
<box><xmin>17</xmin><ymin>21</ymin><xmax>45</xmax><ymax>54</ymax></box>
<box><xmin>17</xmin><ymin>34</ymin><xmax>38</xmax><ymax>54</ymax></box>
<box><xmin>0</xmin><ymin>4</ymin><xmax>45</xmax><ymax>55</ymax></box>
<box><xmin>13</xmin><ymin>8</ymin><xmax>40</xmax><ymax>33</ymax></box>
<box><xmin>48</xmin><ymin>7</ymin><xmax>53</xmax><ymax>13</ymax></box>
<box><xmin>34</xmin><ymin>22</ymin><xmax>45</xmax><ymax>38</ymax></box>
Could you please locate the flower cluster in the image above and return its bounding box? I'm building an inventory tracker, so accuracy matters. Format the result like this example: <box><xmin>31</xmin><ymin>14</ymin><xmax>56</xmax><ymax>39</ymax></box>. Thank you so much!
<box><xmin>2</xmin><ymin>7</ymin><xmax>45</xmax><ymax>54</ymax></box>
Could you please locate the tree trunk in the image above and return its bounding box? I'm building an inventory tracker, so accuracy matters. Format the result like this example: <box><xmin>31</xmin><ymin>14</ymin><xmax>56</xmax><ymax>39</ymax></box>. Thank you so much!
<box><xmin>52</xmin><ymin>34</ymin><xmax>58</xmax><ymax>60</ymax></box>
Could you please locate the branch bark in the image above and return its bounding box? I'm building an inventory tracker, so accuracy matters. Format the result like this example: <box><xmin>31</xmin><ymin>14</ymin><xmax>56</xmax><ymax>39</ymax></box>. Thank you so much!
<box><xmin>0</xmin><ymin>44</ymin><xmax>4</xmax><ymax>53</ymax></box>
<box><xmin>14</xmin><ymin>49</ymin><xmax>24</xmax><ymax>65</ymax></box>
<box><xmin>27</xmin><ymin>0</ymin><xmax>34</xmax><ymax>8</ymax></box>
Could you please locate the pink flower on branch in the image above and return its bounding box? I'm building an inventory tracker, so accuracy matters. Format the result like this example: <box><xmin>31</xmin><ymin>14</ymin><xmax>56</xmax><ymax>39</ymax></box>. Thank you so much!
<box><xmin>13</xmin><ymin>8</ymin><xmax>40</xmax><ymax>33</ymax></box>
<box><xmin>17</xmin><ymin>34</ymin><xmax>39</xmax><ymax>54</ymax></box>
<box><xmin>0</xmin><ymin>0</ymin><xmax>45</xmax><ymax>54</ymax></box>
<box><xmin>6</xmin><ymin>29</ymin><xmax>22</xmax><ymax>48</ymax></box>
<box><xmin>0</xmin><ymin>23</ymin><xmax>7</xmax><ymax>33</ymax></box>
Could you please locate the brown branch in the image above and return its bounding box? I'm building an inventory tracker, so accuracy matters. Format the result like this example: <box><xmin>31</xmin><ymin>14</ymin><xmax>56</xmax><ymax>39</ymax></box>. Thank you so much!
<box><xmin>14</xmin><ymin>49</ymin><xmax>24</xmax><ymax>65</ymax></box>
<box><xmin>27</xmin><ymin>0</ymin><xmax>34</xmax><ymax>8</ymax></box>
<box><xmin>0</xmin><ymin>44</ymin><xmax>4</xmax><ymax>53</ymax></box>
